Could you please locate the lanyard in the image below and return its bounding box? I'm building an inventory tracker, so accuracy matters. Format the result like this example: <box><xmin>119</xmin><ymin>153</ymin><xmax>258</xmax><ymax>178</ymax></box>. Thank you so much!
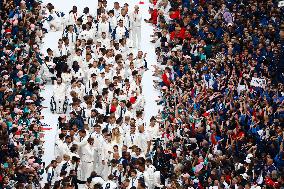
<box><xmin>131</xmin><ymin>135</ymin><xmax>134</xmax><ymax>144</ymax></box>
<box><xmin>71</xmin><ymin>33</ymin><xmax>74</xmax><ymax>43</ymax></box>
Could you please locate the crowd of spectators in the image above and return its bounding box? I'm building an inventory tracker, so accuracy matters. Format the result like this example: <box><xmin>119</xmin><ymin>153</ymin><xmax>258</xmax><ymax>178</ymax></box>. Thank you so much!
<box><xmin>0</xmin><ymin>0</ymin><xmax>284</xmax><ymax>188</ymax></box>
<box><xmin>0</xmin><ymin>0</ymin><xmax>47</xmax><ymax>188</ymax></box>
<box><xmin>150</xmin><ymin>0</ymin><xmax>284</xmax><ymax>188</ymax></box>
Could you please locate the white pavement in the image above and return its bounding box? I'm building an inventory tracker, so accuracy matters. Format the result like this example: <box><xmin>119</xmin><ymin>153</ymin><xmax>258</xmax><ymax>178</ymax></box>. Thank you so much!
<box><xmin>40</xmin><ymin>0</ymin><xmax>160</xmax><ymax>183</ymax></box>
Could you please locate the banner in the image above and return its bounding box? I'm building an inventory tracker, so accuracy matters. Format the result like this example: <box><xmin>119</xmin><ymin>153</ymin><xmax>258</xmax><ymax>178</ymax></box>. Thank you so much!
<box><xmin>250</xmin><ymin>77</ymin><xmax>266</xmax><ymax>88</ymax></box>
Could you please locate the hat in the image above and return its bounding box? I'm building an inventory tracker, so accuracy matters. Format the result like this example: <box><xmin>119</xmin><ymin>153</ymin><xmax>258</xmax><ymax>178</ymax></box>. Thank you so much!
<box><xmin>247</xmin><ymin>154</ymin><xmax>253</xmax><ymax>158</ymax></box>
<box><xmin>240</xmin><ymin>173</ymin><xmax>249</xmax><ymax>180</ymax></box>
<box><xmin>162</xmin><ymin>86</ymin><xmax>167</xmax><ymax>90</ymax></box>
<box><xmin>5</xmin><ymin>29</ymin><xmax>11</xmax><ymax>35</ymax></box>
<box><xmin>129</xmin><ymin>97</ymin><xmax>136</xmax><ymax>104</ymax></box>
<box><xmin>244</xmin><ymin>158</ymin><xmax>251</xmax><ymax>164</ymax></box>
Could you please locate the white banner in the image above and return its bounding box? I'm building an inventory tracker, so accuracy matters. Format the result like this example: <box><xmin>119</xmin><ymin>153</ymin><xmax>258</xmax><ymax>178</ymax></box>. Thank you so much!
<box><xmin>250</xmin><ymin>77</ymin><xmax>266</xmax><ymax>88</ymax></box>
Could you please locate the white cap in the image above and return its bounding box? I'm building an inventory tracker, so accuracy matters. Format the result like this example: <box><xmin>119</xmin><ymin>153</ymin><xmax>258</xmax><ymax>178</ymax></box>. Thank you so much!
<box><xmin>244</xmin><ymin>158</ymin><xmax>251</xmax><ymax>164</ymax></box>
<box><xmin>240</xmin><ymin>173</ymin><xmax>249</xmax><ymax>179</ymax></box>
<box><xmin>247</xmin><ymin>154</ymin><xmax>253</xmax><ymax>158</ymax></box>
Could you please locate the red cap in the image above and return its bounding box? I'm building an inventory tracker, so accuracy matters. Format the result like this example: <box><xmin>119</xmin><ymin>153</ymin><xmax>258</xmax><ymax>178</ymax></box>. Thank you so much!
<box><xmin>129</xmin><ymin>97</ymin><xmax>136</xmax><ymax>104</ymax></box>
<box><xmin>5</xmin><ymin>29</ymin><xmax>12</xmax><ymax>34</ymax></box>
<box><xmin>110</xmin><ymin>106</ymin><xmax>116</xmax><ymax>113</ymax></box>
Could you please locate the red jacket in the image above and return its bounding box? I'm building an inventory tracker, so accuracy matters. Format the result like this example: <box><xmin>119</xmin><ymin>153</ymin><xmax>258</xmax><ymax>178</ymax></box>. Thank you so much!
<box><xmin>170</xmin><ymin>10</ymin><xmax>180</xmax><ymax>19</ymax></box>
<box><xmin>170</xmin><ymin>27</ymin><xmax>186</xmax><ymax>40</ymax></box>
<box><xmin>150</xmin><ymin>9</ymin><xmax>158</xmax><ymax>25</ymax></box>
<box><xmin>162</xmin><ymin>73</ymin><xmax>171</xmax><ymax>86</ymax></box>
<box><xmin>170</xmin><ymin>10</ymin><xmax>181</xmax><ymax>20</ymax></box>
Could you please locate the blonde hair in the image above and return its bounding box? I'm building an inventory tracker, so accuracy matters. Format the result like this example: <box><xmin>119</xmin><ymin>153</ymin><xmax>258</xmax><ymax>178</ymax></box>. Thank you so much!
<box><xmin>112</xmin><ymin>127</ymin><xmax>121</xmax><ymax>143</ymax></box>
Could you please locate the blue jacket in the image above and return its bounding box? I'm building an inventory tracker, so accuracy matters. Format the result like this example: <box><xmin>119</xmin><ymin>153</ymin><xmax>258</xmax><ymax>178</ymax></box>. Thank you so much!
<box><xmin>112</xmin><ymin>26</ymin><xmax>129</xmax><ymax>40</ymax></box>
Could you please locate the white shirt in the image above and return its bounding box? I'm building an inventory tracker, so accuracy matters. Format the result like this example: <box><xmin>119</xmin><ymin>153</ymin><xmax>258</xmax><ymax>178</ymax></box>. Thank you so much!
<box><xmin>130</xmin><ymin>11</ymin><xmax>142</xmax><ymax>27</ymax></box>
<box><xmin>113</xmin><ymin>26</ymin><xmax>127</xmax><ymax>41</ymax></box>
<box><xmin>68</xmin><ymin>12</ymin><xmax>78</xmax><ymax>25</ymax></box>
<box><xmin>101</xmin><ymin>141</ymin><xmax>113</xmax><ymax>162</ymax></box>
<box><xmin>53</xmin><ymin>83</ymin><xmax>66</xmax><ymax>99</ymax></box>
<box><xmin>79</xmin><ymin>29</ymin><xmax>93</xmax><ymax>40</ymax></box>
<box><xmin>128</xmin><ymin>176</ymin><xmax>138</xmax><ymax>188</ymax></box>
<box><xmin>55</xmin><ymin>46</ymin><xmax>67</xmax><ymax>57</ymax></box>
<box><xmin>99</xmin><ymin>37</ymin><xmax>111</xmax><ymax>49</ymax></box>
<box><xmin>66</xmin><ymin>31</ymin><xmax>77</xmax><ymax>44</ymax></box>
<box><xmin>47</xmin><ymin>166</ymin><xmax>57</xmax><ymax>185</ymax></box>
<box><xmin>97</xmin><ymin>21</ymin><xmax>110</xmax><ymax>37</ymax></box>
<box><xmin>80</xmin><ymin>143</ymin><xmax>95</xmax><ymax>162</ymax></box>
<box><xmin>41</xmin><ymin>61</ymin><xmax>56</xmax><ymax>78</ymax></box>
<box><xmin>72</xmin><ymin>55</ymin><xmax>83</xmax><ymax>66</ymax></box>
<box><xmin>54</xmin><ymin>139</ymin><xmax>69</xmax><ymax>158</ymax></box>
<box><xmin>102</xmin><ymin>180</ymin><xmax>118</xmax><ymax>189</ymax></box>
<box><xmin>108</xmin><ymin>16</ymin><xmax>117</xmax><ymax>31</ymax></box>
<box><xmin>91</xmin><ymin>177</ymin><xmax>105</xmax><ymax>188</ymax></box>
<box><xmin>71</xmin><ymin>68</ymin><xmax>85</xmax><ymax>80</ymax></box>
<box><xmin>61</xmin><ymin>72</ymin><xmax>72</xmax><ymax>84</ymax></box>
<box><xmin>117</xmin><ymin>14</ymin><xmax>130</xmax><ymax>29</ymax></box>
<box><xmin>90</xmin><ymin>132</ymin><xmax>104</xmax><ymax>150</ymax></box>
<box><xmin>136</xmin><ymin>131</ymin><xmax>150</xmax><ymax>154</ymax></box>
<box><xmin>113</xmin><ymin>8</ymin><xmax>121</xmax><ymax>17</ymax></box>
<box><xmin>124</xmin><ymin>132</ymin><xmax>138</xmax><ymax>147</ymax></box>
<box><xmin>146</xmin><ymin>124</ymin><xmax>160</xmax><ymax>140</ymax></box>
